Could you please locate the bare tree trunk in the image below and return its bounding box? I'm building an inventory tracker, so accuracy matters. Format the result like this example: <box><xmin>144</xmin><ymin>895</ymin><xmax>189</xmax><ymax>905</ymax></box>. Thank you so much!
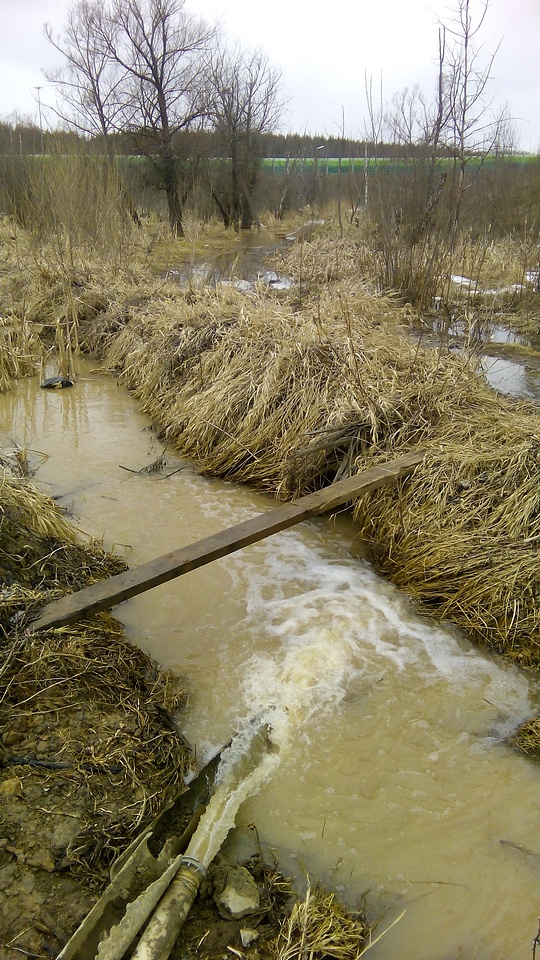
<box><xmin>211</xmin><ymin>190</ymin><xmax>232</xmax><ymax>227</ymax></box>
<box><xmin>163</xmin><ymin>151</ymin><xmax>184</xmax><ymax>237</ymax></box>
<box><xmin>230</xmin><ymin>144</ymin><xmax>242</xmax><ymax>230</ymax></box>
<box><xmin>239</xmin><ymin>171</ymin><xmax>262</xmax><ymax>231</ymax></box>
<box><xmin>166</xmin><ymin>185</ymin><xmax>184</xmax><ymax>237</ymax></box>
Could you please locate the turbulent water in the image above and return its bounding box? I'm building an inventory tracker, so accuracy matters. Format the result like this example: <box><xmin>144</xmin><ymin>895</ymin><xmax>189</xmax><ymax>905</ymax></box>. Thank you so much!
<box><xmin>2</xmin><ymin>360</ymin><xmax>540</xmax><ymax>960</ymax></box>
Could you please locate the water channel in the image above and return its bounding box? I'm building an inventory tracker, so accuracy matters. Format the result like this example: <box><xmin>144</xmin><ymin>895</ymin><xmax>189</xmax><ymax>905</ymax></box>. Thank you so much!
<box><xmin>2</xmin><ymin>362</ymin><xmax>540</xmax><ymax>959</ymax></box>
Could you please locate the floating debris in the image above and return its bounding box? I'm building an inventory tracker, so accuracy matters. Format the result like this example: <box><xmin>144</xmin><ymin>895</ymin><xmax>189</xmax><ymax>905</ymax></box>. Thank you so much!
<box><xmin>41</xmin><ymin>376</ymin><xmax>75</xmax><ymax>389</ymax></box>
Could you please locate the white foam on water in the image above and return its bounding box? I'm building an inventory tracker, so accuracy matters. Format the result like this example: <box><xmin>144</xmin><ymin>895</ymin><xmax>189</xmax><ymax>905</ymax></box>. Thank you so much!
<box><xmin>185</xmin><ymin>521</ymin><xmax>536</xmax><ymax>881</ymax></box>
<box><xmin>186</xmin><ymin>719</ymin><xmax>281</xmax><ymax>868</ymax></box>
<box><xmin>226</xmin><ymin>526</ymin><xmax>534</xmax><ymax>740</ymax></box>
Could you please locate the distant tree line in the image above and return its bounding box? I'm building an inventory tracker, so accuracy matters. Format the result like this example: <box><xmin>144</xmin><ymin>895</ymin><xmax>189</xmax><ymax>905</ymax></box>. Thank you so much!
<box><xmin>0</xmin><ymin>118</ymin><xmax>467</xmax><ymax>163</ymax></box>
<box><xmin>0</xmin><ymin>119</ymin><xmax>446</xmax><ymax>162</ymax></box>
<box><xmin>1</xmin><ymin>0</ymin><xmax>538</xmax><ymax>242</ymax></box>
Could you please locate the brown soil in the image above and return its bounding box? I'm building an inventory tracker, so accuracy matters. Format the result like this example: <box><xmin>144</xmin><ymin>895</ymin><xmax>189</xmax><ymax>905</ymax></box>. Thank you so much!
<box><xmin>0</xmin><ymin>764</ymin><xmax>106</xmax><ymax>959</ymax></box>
<box><xmin>0</xmin><ymin>631</ymin><xmax>192</xmax><ymax>958</ymax></box>
<box><xmin>0</xmin><ymin>760</ymin><xmax>295</xmax><ymax>960</ymax></box>
<box><xmin>0</xmin><ymin>626</ymin><xmax>296</xmax><ymax>960</ymax></box>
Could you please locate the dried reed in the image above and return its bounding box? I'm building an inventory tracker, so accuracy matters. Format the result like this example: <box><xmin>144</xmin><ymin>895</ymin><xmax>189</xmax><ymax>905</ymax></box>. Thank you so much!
<box><xmin>1</xmin><ymin>458</ymin><xmax>191</xmax><ymax>879</ymax></box>
<box><xmin>95</xmin><ymin>242</ymin><xmax>540</xmax><ymax>677</ymax></box>
<box><xmin>509</xmin><ymin>718</ymin><xmax>540</xmax><ymax>759</ymax></box>
<box><xmin>0</xmin><ymin>313</ymin><xmax>43</xmax><ymax>393</ymax></box>
<box><xmin>272</xmin><ymin>883</ymin><xmax>370</xmax><ymax>960</ymax></box>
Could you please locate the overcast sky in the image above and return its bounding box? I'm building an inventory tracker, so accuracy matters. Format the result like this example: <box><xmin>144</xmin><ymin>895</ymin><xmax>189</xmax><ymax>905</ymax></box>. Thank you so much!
<box><xmin>1</xmin><ymin>0</ymin><xmax>539</xmax><ymax>151</ymax></box>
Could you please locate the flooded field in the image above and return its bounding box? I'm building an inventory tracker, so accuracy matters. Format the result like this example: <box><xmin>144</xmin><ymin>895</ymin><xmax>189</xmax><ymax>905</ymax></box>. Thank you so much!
<box><xmin>2</xmin><ymin>362</ymin><xmax>540</xmax><ymax>959</ymax></box>
<box><xmin>162</xmin><ymin>237</ymin><xmax>540</xmax><ymax>405</ymax></box>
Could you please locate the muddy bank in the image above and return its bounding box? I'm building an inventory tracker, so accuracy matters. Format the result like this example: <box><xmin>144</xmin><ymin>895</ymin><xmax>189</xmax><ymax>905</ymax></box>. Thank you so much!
<box><xmin>0</xmin><ymin>451</ymin><xmax>372</xmax><ymax>959</ymax></box>
<box><xmin>0</xmin><ymin>452</ymin><xmax>194</xmax><ymax>955</ymax></box>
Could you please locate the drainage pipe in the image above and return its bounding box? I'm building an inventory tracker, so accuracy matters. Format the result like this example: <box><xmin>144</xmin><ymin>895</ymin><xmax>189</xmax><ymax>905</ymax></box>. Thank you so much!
<box><xmin>130</xmin><ymin>857</ymin><xmax>207</xmax><ymax>960</ymax></box>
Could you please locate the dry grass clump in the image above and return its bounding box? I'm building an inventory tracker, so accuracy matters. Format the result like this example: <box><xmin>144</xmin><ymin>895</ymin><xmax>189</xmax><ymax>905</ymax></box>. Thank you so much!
<box><xmin>102</xmin><ymin>280</ymin><xmax>425</xmax><ymax>495</ymax></box>
<box><xmin>0</xmin><ymin>468</ymin><xmax>123</xmax><ymax>628</ymax></box>
<box><xmin>271</xmin><ymin>883</ymin><xmax>371</xmax><ymax>960</ymax></box>
<box><xmin>103</xmin><ymin>284</ymin><xmax>342</xmax><ymax>493</ymax></box>
<box><xmin>0</xmin><ymin>209</ymin><xmax>161</xmax><ymax>385</ymax></box>
<box><xmin>1</xmin><ymin>453</ymin><xmax>192</xmax><ymax>879</ymax></box>
<box><xmin>0</xmin><ymin>625</ymin><xmax>190</xmax><ymax>878</ymax></box>
<box><xmin>449</xmin><ymin>234</ymin><xmax>538</xmax><ymax>292</ymax></box>
<box><xmin>282</xmin><ymin>233</ymin><xmax>375</xmax><ymax>288</ymax></box>
<box><xmin>355</xmin><ymin>431</ymin><xmax>540</xmax><ymax>666</ymax></box>
<box><xmin>97</xmin><ymin>258</ymin><xmax>540</xmax><ymax>671</ymax></box>
<box><xmin>509</xmin><ymin>717</ymin><xmax>540</xmax><ymax>759</ymax></box>
<box><xmin>0</xmin><ymin>314</ymin><xmax>43</xmax><ymax>393</ymax></box>
<box><xmin>0</xmin><ymin>221</ymin><xmax>46</xmax><ymax>388</ymax></box>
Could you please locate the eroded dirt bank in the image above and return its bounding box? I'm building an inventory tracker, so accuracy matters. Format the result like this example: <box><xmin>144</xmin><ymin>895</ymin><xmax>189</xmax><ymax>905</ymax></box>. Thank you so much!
<box><xmin>0</xmin><ymin>450</ymin><xmax>193</xmax><ymax>955</ymax></box>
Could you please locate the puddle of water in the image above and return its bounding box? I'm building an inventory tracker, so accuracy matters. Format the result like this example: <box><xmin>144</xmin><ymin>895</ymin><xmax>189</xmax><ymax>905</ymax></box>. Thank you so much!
<box><xmin>480</xmin><ymin>356</ymin><xmax>540</xmax><ymax>400</ymax></box>
<box><xmin>163</xmin><ymin>232</ymin><xmax>292</xmax><ymax>291</ymax></box>
<box><xmin>487</xmin><ymin>325</ymin><xmax>525</xmax><ymax>345</ymax></box>
<box><xmin>415</xmin><ymin>318</ymin><xmax>540</xmax><ymax>402</ymax></box>
<box><xmin>2</xmin><ymin>363</ymin><xmax>540</xmax><ymax>960</ymax></box>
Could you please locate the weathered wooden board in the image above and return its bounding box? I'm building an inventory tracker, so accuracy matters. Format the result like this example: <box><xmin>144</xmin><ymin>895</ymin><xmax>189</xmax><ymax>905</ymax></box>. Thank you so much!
<box><xmin>30</xmin><ymin>451</ymin><xmax>424</xmax><ymax>632</ymax></box>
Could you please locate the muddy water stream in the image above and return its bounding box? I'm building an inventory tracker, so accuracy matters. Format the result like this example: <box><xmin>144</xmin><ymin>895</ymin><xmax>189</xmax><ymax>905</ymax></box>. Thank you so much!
<box><xmin>2</xmin><ymin>362</ymin><xmax>540</xmax><ymax>960</ymax></box>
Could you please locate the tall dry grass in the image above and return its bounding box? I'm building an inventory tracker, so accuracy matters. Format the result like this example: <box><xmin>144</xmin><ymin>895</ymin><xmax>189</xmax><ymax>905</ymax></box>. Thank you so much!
<box><xmin>102</xmin><ymin>278</ymin><xmax>422</xmax><ymax>493</ymax></box>
<box><xmin>9</xmin><ymin>147</ymin><xmax>139</xmax><ymax>270</ymax></box>
<box><xmin>0</xmin><ymin>146</ymin><xmax>149</xmax><ymax>385</ymax></box>
<box><xmin>0</xmin><ymin>312</ymin><xmax>43</xmax><ymax>392</ymax></box>
<box><xmin>94</xmin><ymin>237</ymin><xmax>540</xmax><ymax>669</ymax></box>
<box><xmin>1</xmin><ymin>194</ymin><xmax>539</xmax><ymax>670</ymax></box>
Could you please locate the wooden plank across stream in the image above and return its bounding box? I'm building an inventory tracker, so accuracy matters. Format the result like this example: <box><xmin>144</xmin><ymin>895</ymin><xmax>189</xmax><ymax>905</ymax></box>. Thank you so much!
<box><xmin>30</xmin><ymin>451</ymin><xmax>424</xmax><ymax>632</ymax></box>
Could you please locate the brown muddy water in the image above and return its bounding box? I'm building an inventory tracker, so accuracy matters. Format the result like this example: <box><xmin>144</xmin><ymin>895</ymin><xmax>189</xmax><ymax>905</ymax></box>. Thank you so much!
<box><xmin>2</xmin><ymin>361</ymin><xmax>540</xmax><ymax>960</ymax></box>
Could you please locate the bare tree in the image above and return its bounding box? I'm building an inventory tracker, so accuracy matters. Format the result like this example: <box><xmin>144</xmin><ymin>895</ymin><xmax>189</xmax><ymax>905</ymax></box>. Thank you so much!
<box><xmin>385</xmin><ymin>84</ymin><xmax>427</xmax><ymax>149</ymax></box>
<box><xmin>47</xmin><ymin>0</ymin><xmax>216</xmax><ymax>235</ymax></box>
<box><xmin>45</xmin><ymin>1</ymin><xmax>124</xmax><ymax>149</ymax></box>
<box><xmin>385</xmin><ymin>30</ymin><xmax>450</xmax><ymax>244</ymax></box>
<box><xmin>108</xmin><ymin>0</ymin><xmax>215</xmax><ymax>234</ymax></box>
<box><xmin>438</xmin><ymin>0</ymin><xmax>511</xmax><ymax>242</ymax></box>
<box><xmin>378</xmin><ymin>1</ymin><xmax>513</xmax><ymax>247</ymax></box>
<box><xmin>45</xmin><ymin>3</ymin><xmax>145</xmax><ymax>226</ymax></box>
<box><xmin>206</xmin><ymin>44</ymin><xmax>285</xmax><ymax>230</ymax></box>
